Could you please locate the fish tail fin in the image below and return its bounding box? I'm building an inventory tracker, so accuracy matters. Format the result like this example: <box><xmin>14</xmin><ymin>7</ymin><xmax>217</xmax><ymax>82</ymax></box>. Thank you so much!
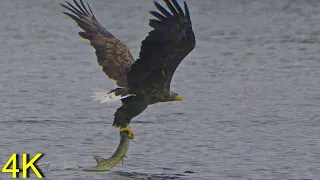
<box><xmin>93</xmin><ymin>156</ymin><xmax>105</xmax><ymax>164</ymax></box>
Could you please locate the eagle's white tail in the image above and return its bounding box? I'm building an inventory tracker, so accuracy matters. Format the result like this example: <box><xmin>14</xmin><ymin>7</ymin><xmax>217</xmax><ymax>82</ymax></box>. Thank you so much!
<box><xmin>91</xmin><ymin>88</ymin><xmax>133</xmax><ymax>104</ymax></box>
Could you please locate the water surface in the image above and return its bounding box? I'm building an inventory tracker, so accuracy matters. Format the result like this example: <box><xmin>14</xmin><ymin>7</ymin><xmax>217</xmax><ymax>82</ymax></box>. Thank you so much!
<box><xmin>1</xmin><ymin>0</ymin><xmax>319</xmax><ymax>179</ymax></box>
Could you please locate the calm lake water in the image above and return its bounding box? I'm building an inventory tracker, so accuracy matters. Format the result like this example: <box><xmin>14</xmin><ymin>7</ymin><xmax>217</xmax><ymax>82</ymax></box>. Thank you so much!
<box><xmin>1</xmin><ymin>0</ymin><xmax>320</xmax><ymax>179</ymax></box>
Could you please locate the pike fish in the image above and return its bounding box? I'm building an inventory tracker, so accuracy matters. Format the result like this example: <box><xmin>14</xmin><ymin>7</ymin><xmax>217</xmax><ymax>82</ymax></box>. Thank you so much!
<box><xmin>83</xmin><ymin>130</ymin><xmax>131</xmax><ymax>172</ymax></box>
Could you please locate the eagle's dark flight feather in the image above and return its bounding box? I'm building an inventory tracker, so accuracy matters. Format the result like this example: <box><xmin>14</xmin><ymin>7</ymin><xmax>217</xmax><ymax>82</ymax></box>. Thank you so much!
<box><xmin>126</xmin><ymin>0</ymin><xmax>196</xmax><ymax>91</ymax></box>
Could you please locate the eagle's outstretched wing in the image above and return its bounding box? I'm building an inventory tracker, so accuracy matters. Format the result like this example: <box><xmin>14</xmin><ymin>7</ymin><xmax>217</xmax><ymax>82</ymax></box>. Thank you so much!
<box><xmin>127</xmin><ymin>0</ymin><xmax>196</xmax><ymax>89</ymax></box>
<box><xmin>61</xmin><ymin>0</ymin><xmax>134</xmax><ymax>87</ymax></box>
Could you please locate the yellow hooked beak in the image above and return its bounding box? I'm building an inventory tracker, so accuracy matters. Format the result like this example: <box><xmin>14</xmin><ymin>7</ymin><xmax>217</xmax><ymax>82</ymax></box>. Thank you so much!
<box><xmin>176</xmin><ymin>95</ymin><xmax>183</xmax><ymax>101</ymax></box>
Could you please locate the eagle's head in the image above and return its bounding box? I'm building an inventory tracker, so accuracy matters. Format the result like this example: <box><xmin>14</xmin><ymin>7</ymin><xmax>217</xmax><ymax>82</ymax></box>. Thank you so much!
<box><xmin>169</xmin><ymin>91</ymin><xmax>183</xmax><ymax>102</ymax></box>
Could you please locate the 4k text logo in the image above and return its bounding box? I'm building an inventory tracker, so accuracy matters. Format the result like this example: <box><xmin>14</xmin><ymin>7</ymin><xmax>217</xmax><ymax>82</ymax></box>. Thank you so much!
<box><xmin>1</xmin><ymin>154</ymin><xmax>44</xmax><ymax>178</ymax></box>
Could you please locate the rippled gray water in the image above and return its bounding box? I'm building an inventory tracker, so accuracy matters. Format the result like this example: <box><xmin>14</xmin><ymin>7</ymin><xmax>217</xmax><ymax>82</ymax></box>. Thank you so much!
<box><xmin>1</xmin><ymin>0</ymin><xmax>320</xmax><ymax>179</ymax></box>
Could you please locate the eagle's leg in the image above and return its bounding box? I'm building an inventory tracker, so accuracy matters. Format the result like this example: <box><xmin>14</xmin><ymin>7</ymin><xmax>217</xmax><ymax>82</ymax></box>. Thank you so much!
<box><xmin>120</xmin><ymin>124</ymin><xmax>134</xmax><ymax>140</ymax></box>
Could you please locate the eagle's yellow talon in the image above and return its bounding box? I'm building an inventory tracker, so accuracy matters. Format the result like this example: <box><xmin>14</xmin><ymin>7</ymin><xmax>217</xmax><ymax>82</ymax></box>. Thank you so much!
<box><xmin>120</xmin><ymin>125</ymin><xmax>134</xmax><ymax>140</ymax></box>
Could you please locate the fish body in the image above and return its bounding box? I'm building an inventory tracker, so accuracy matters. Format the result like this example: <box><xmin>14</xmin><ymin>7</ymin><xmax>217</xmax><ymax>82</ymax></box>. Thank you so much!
<box><xmin>83</xmin><ymin>131</ymin><xmax>130</xmax><ymax>172</ymax></box>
